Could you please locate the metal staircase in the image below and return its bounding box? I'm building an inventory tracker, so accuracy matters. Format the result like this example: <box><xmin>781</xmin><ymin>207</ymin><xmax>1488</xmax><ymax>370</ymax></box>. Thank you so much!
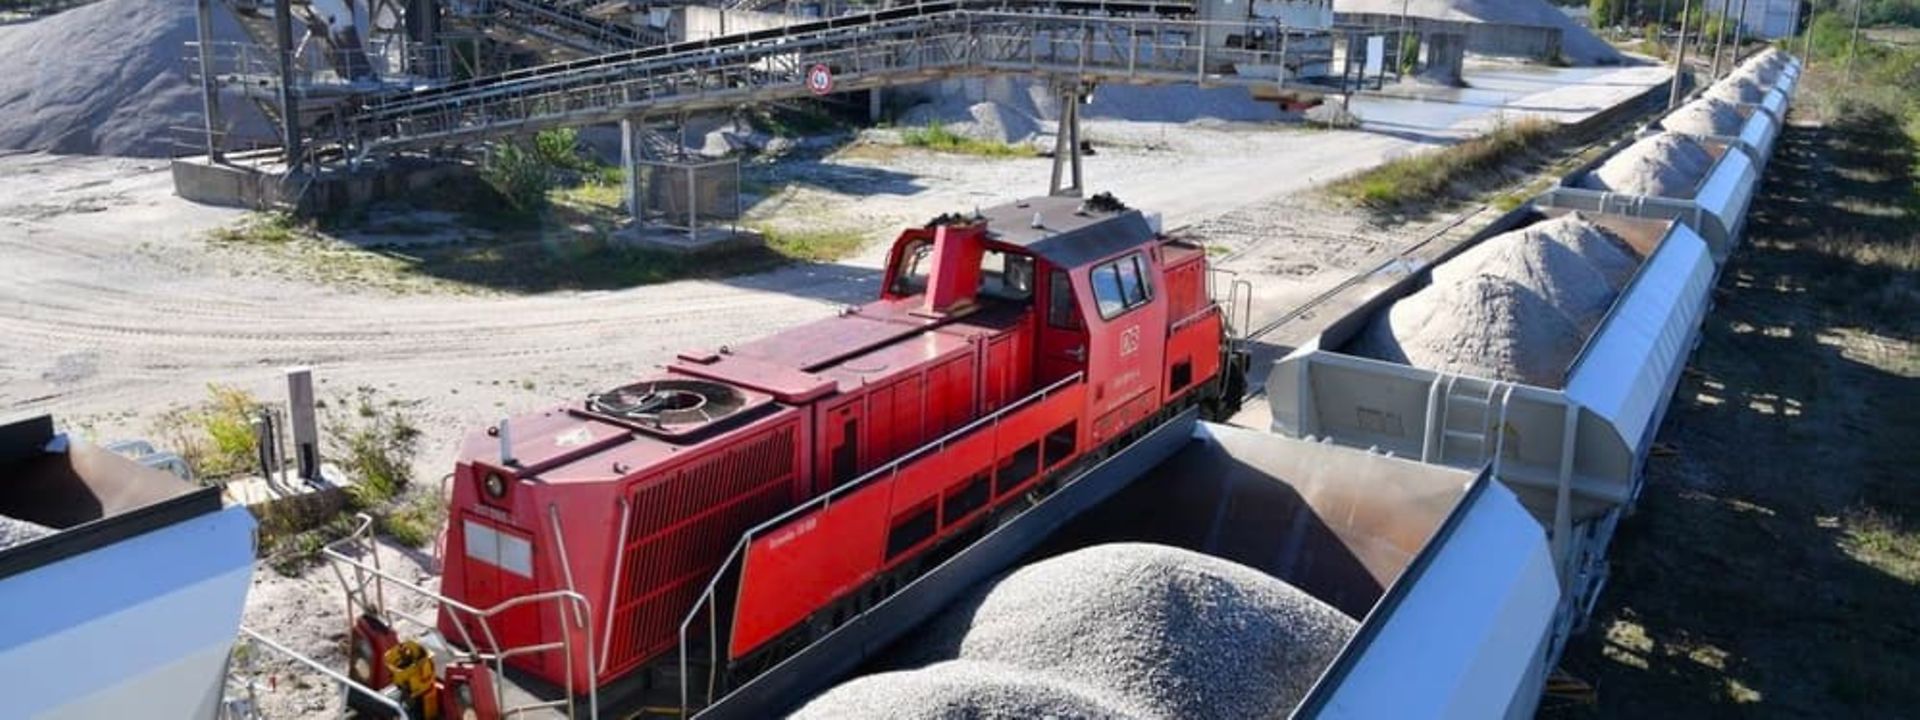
<box><xmin>338</xmin><ymin>2</ymin><xmax>1336</xmax><ymax>158</ymax></box>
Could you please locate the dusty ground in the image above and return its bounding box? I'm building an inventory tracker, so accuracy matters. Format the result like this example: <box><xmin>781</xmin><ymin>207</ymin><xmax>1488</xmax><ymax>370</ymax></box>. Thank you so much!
<box><xmin>0</xmin><ymin>62</ymin><xmax>1668</xmax><ymax>716</ymax></box>
<box><xmin>1551</xmin><ymin>96</ymin><xmax>1920</xmax><ymax>716</ymax></box>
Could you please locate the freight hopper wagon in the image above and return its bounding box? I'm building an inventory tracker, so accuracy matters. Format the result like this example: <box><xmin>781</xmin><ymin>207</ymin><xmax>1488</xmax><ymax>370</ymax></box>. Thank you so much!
<box><xmin>1267</xmin><ymin>207</ymin><xmax>1723</xmax><ymax>676</ymax></box>
<box><xmin>327</xmin><ymin>195</ymin><xmax>1249</xmax><ymax>717</ymax></box>
<box><xmin>1650</xmin><ymin>49</ymin><xmax>1800</xmax><ymax>169</ymax></box>
<box><xmin>777</xmin><ymin>418</ymin><xmax>1570</xmax><ymax>719</ymax></box>
<box><xmin>1537</xmin><ymin>131</ymin><xmax>1760</xmax><ymax>263</ymax></box>
<box><xmin>0</xmin><ymin>415</ymin><xmax>257</xmax><ymax>718</ymax></box>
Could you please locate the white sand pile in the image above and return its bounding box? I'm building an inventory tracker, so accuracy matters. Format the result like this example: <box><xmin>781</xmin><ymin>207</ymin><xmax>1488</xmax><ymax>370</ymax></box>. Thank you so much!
<box><xmin>0</xmin><ymin>0</ymin><xmax>263</xmax><ymax>157</ymax></box>
<box><xmin>1</xmin><ymin>515</ymin><xmax>55</xmax><ymax>550</ymax></box>
<box><xmin>1707</xmin><ymin>75</ymin><xmax>1768</xmax><ymax>104</ymax></box>
<box><xmin>1581</xmin><ymin>132</ymin><xmax>1715</xmax><ymax>198</ymax></box>
<box><xmin>1333</xmin><ymin>0</ymin><xmax>1624</xmax><ymax>65</ymax></box>
<box><xmin>791</xmin><ymin>660</ymin><xmax>1137</xmax><ymax>720</ymax></box>
<box><xmin>1429</xmin><ymin>214</ymin><xmax>1635</xmax><ymax>330</ymax></box>
<box><xmin>933</xmin><ymin>543</ymin><xmax>1357</xmax><ymax>720</ymax></box>
<box><xmin>1662</xmin><ymin>96</ymin><xmax>1747</xmax><ymax>137</ymax></box>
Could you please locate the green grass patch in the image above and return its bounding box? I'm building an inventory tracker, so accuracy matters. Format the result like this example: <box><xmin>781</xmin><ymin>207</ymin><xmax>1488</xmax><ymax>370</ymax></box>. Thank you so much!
<box><xmin>1327</xmin><ymin>117</ymin><xmax>1561</xmax><ymax>213</ymax></box>
<box><xmin>326</xmin><ymin>386</ymin><xmax>422</xmax><ymax>509</ymax></box>
<box><xmin>1843</xmin><ymin>510</ymin><xmax>1920</xmax><ymax>585</ymax></box>
<box><xmin>757</xmin><ymin>225</ymin><xmax>868</xmax><ymax>262</ymax></box>
<box><xmin>151</xmin><ymin>384</ymin><xmax>264</xmax><ymax>481</ymax></box>
<box><xmin>901</xmin><ymin>122</ymin><xmax>1033</xmax><ymax>157</ymax></box>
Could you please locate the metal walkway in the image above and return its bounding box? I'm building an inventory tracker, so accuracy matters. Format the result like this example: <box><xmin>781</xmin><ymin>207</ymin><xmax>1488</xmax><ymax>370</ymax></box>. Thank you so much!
<box><xmin>481</xmin><ymin>0</ymin><xmax>666</xmax><ymax>56</ymax></box>
<box><xmin>340</xmin><ymin>1</ymin><xmax>1335</xmax><ymax>157</ymax></box>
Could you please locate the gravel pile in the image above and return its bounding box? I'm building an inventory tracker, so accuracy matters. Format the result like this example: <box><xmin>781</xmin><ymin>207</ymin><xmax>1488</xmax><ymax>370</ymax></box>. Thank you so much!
<box><xmin>803</xmin><ymin>544</ymin><xmax>1358</xmax><ymax>719</ymax></box>
<box><xmin>0</xmin><ymin>0</ymin><xmax>264</xmax><ymax>157</ymax></box>
<box><xmin>896</xmin><ymin>77</ymin><xmax>1290</xmax><ymax>144</ymax></box>
<box><xmin>1353</xmin><ymin>213</ymin><xmax>1639</xmax><ymax>387</ymax></box>
<box><xmin>1</xmin><ymin>514</ymin><xmax>55</xmax><ymax>550</ymax></box>
<box><xmin>791</xmin><ymin>660</ymin><xmax>1137</xmax><ymax>720</ymax></box>
<box><xmin>1430</xmin><ymin>214</ymin><xmax>1635</xmax><ymax>331</ymax></box>
<box><xmin>1662</xmin><ymin>96</ymin><xmax>1747</xmax><ymax>137</ymax></box>
<box><xmin>1365</xmin><ymin>274</ymin><xmax>1584</xmax><ymax>386</ymax></box>
<box><xmin>1581</xmin><ymin>132</ymin><xmax>1715</xmax><ymax>198</ymax></box>
<box><xmin>1707</xmin><ymin>75</ymin><xmax>1768</xmax><ymax>104</ymax></box>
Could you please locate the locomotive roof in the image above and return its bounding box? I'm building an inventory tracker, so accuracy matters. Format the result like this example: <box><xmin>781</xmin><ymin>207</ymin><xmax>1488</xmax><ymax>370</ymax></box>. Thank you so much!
<box><xmin>979</xmin><ymin>196</ymin><xmax>1157</xmax><ymax>268</ymax></box>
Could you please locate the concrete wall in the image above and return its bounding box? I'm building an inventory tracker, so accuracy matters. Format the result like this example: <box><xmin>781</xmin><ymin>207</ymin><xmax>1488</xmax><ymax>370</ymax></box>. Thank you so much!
<box><xmin>1705</xmin><ymin>0</ymin><xmax>1802</xmax><ymax>38</ymax></box>
<box><xmin>1337</xmin><ymin>14</ymin><xmax>1563</xmax><ymax>61</ymax></box>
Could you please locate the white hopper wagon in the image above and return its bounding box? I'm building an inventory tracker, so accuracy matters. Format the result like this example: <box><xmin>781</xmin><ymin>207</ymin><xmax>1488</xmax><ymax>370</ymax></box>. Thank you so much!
<box><xmin>1265</xmin><ymin>209</ymin><xmax>1719</xmax><ymax>666</ymax></box>
<box><xmin>1650</xmin><ymin>97</ymin><xmax>1782</xmax><ymax>169</ymax></box>
<box><xmin>743</xmin><ymin>413</ymin><xmax>1567</xmax><ymax>719</ymax></box>
<box><xmin>1536</xmin><ymin>133</ymin><xmax>1760</xmax><ymax>263</ymax></box>
<box><xmin>0</xmin><ymin>415</ymin><xmax>257</xmax><ymax>718</ymax></box>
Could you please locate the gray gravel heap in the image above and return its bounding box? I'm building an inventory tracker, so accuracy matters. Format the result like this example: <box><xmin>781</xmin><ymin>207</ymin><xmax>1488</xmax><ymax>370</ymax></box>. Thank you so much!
<box><xmin>1707</xmin><ymin>75</ymin><xmax>1768</xmax><ymax>104</ymax></box>
<box><xmin>1662</xmin><ymin>96</ymin><xmax>1748</xmax><ymax>137</ymax></box>
<box><xmin>954</xmin><ymin>543</ymin><xmax>1356</xmax><ymax>720</ymax></box>
<box><xmin>1430</xmin><ymin>213</ymin><xmax>1636</xmax><ymax>332</ymax></box>
<box><xmin>1582</xmin><ymin>132</ymin><xmax>1716</xmax><ymax>198</ymax></box>
<box><xmin>1</xmin><ymin>514</ymin><xmax>54</xmax><ymax>550</ymax></box>
<box><xmin>794</xmin><ymin>544</ymin><xmax>1357</xmax><ymax>720</ymax></box>
<box><xmin>0</xmin><ymin>0</ymin><xmax>264</xmax><ymax>156</ymax></box>
<box><xmin>1352</xmin><ymin>213</ymin><xmax>1641</xmax><ymax>386</ymax></box>
<box><xmin>791</xmin><ymin>659</ymin><xmax>1138</xmax><ymax>720</ymax></box>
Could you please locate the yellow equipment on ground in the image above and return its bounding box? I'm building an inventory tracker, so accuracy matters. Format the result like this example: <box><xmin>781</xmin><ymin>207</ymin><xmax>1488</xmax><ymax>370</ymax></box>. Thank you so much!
<box><xmin>384</xmin><ymin>640</ymin><xmax>440</xmax><ymax>720</ymax></box>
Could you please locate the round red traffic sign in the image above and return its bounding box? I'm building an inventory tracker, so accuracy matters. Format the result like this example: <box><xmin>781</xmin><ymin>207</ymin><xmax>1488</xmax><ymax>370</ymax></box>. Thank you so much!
<box><xmin>806</xmin><ymin>63</ymin><xmax>834</xmax><ymax>96</ymax></box>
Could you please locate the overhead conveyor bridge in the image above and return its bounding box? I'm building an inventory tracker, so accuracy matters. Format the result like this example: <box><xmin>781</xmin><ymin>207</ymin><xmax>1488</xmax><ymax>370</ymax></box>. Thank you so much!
<box><xmin>339</xmin><ymin>1</ymin><xmax>1337</xmax><ymax>157</ymax></box>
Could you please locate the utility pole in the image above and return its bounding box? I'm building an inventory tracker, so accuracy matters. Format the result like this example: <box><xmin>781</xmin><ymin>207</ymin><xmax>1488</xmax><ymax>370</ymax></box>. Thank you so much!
<box><xmin>1846</xmin><ymin>0</ymin><xmax>1863</xmax><ymax>80</ymax></box>
<box><xmin>1732</xmin><ymin>0</ymin><xmax>1748</xmax><ymax>64</ymax></box>
<box><xmin>1670</xmin><ymin>0</ymin><xmax>1694</xmax><ymax>109</ymax></box>
<box><xmin>1708</xmin><ymin>0</ymin><xmax>1726</xmax><ymax>78</ymax></box>
<box><xmin>1398</xmin><ymin>0</ymin><xmax>1411</xmax><ymax>79</ymax></box>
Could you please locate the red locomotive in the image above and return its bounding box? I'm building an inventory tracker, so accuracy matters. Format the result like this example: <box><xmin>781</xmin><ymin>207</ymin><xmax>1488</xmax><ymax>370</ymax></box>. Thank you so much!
<box><xmin>344</xmin><ymin>195</ymin><xmax>1246</xmax><ymax>713</ymax></box>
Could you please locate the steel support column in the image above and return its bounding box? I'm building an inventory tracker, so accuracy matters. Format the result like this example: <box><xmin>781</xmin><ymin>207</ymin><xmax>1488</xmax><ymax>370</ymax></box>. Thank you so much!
<box><xmin>196</xmin><ymin>0</ymin><xmax>224</xmax><ymax>162</ymax></box>
<box><xmin>621</xmin><ymin>118</ymin><xmax>643</xmax><ymax>226</ymax></box>
<box><xmin>1048</xmin><ymin>82</ymin><xmax>1084</xmax><ymax>198</ymax></box>
<box><xmin>275</xmin><ymin>0</ymin><xmax>303</xmax><ymax>169</ymax></box>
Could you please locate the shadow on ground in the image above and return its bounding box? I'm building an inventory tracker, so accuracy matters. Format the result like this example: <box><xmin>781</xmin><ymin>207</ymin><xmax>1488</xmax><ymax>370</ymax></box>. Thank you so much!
<box><xmin>1546</xmin><ymin>105</ymin><xmax>1920</xmax><ymax>718</ymax></box>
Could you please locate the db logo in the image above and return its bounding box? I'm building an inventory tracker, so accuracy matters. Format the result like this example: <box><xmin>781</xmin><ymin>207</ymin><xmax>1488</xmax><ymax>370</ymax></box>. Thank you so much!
<box><xmin>806</xmin><ymin>64</ymin><xmax>834</xmax><ymax>96</ymax></box>
<box><xmin>1119</xmin><ymin>325</ymin><xmax>1141</xmax><ymax>357</ymax></box>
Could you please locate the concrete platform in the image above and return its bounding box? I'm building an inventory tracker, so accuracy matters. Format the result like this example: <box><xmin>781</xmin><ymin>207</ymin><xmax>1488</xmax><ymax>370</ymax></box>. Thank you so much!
<box><xmin>612</xmin><ymin>225</ymin><xmax>764</xmax><ymax>255</ymax></box>
<box><xmin>171</xmin><ymin>153</ymin><xmax>481</xmax><ymax>217</ymax></box>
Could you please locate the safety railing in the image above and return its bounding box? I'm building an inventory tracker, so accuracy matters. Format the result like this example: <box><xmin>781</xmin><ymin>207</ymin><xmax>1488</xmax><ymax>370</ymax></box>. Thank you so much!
<box><xmin>223</xmin><ymin>625</ymin><xmax>412</xmax><ymax>720</ymax></box>
<box><xmin>676</xmin><ymin>372</ymin><xmax>1086</xmax><ymax>713</ymax></box>
<box><xmin>322</xmin><ymin>514</ymin><xmax>601</xmax><ymax>720</ymax></box>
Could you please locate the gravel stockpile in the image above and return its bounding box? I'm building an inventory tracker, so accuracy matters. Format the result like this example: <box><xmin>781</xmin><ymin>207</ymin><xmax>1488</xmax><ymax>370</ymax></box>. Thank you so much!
<box><xmin>791</xmin><ymin>660</ymin><xmax>1137</xmax><ymax>720</ymax></box>
<box><xmin>1581</xmin><ymin>132</ymin><xmax>1715</xmax><ymax>198</ymax></box>
<box><xmin>1662</xmin><ymin>96</ymin><xmax>1747</xmax><ymax>137</ymax></box>
<box><xmin>945</xmin><ymin>543</ymin><xmax>1357</xmax><ymax>720</ymax></box>
<box><xmin>0</xmin><ymin>0</ymin><xmax>261</xmax><ymax>156</ymax></box>
<box><xmin>1707</xmin><ymin>75</ymin><xmax>1768</xmax><ymax>104</ymax></box>
<box><xmin>897</xmin><ymin>77</ymin><xmax>1289</xmax><ymax>143</ymax></box>
<box><xmin>1352</xmin><ymin>213</ymin><xmax>1641</xmax><ymax>386</ymax></box>
<box><xmin>1429</xmin><ymin>214</ymin><xmax>1635</xmax><ymax>331</ymax></box>
<box><xmin>1364</xmin><ymin>274</ymin><xmax>1585</xmax><ymax>387</ymax></box>
<box><xmin>1</xmin><ymin>514</ymin><xmax>55</xmax><ymax>549</ymax></box>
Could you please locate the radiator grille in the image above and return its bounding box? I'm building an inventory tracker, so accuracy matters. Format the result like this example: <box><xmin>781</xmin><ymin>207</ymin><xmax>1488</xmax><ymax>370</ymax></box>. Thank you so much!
<box><xmin>604</xmin><ymin>423</ymin><xmax>798</xmax><ymax>675</ymax></box>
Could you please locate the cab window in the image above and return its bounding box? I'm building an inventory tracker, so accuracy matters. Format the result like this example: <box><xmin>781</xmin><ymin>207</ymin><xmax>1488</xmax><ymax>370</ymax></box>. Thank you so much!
<box><xmin>1090</xmin><ymin>253</ymin><xmax>1152</xmax><ymax>320</ymax></box>
<box><xmin>891</xmin><ymin>239</ymin><xmax>933</xmax><ymax>296</ymax></box>
<box><xmin>980</xmin><ymin>251</ymin><xmax>1034</xmax><ymax>301</ymax></box>
<box><xmin>1048</xmin><ymin>270</ymin><xmax>1081</xmax><ymax>329</ymax></box>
